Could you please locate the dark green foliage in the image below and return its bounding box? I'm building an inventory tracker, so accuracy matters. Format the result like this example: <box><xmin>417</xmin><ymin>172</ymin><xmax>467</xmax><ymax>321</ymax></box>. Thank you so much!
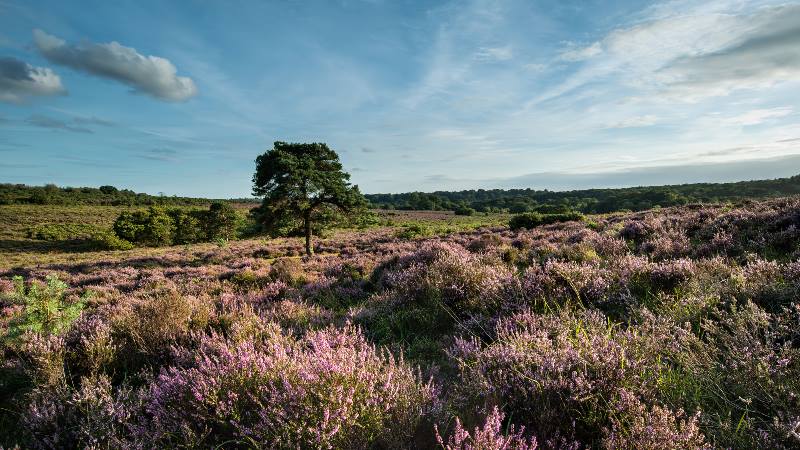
<box><xmin>111</xmin><ymin>204</ymin><xmax>241</xmax><ymax>248</ymax></box>
<box><xmin>453</xmin><ymin>205</ymin><xmax>476</xmax><ymax>216</ymax></box>
<box><xmin>113</xmin><ymin>207</ymin><xmax>174</xmax><ymax>247</ymax></box>
<box><xmin>88</xmin><ymin>231</ymin><xmax>135</xmax><ymax>251</ymax></box>
<box><xmin>365</xmin><ymin>174</ymin><xmax>800</xmax><ymax>213</ymax></box>
<box><xmin>169</xmin><ymin>209</ymin><xmax>204</xmax><ymax>244</ymax></box>
<box><xmin>396</xmin><ymin>223</ymin><xmax>430</xmax><ymax>239</ymax></box>
<box><xmin>252</xmin><ymin>141</ymin><xmax>368</xmax><ymax>255</ymax></box>
<box><xmin>509</xmin><ymin>211</ymin><xmax>585</xmax><ymax>230</ymax></box>
<box><xmin>204</xmin><ymin>202</ymin><xmax>239</xmax><ymax>241</ymax></box>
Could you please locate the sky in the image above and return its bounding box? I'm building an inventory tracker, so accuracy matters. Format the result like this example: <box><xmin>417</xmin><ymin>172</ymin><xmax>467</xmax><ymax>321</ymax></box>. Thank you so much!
<box><xmin>1</xmin><ymin>0</ymin><xmax>800</xmax><ymax>197</ymax></box>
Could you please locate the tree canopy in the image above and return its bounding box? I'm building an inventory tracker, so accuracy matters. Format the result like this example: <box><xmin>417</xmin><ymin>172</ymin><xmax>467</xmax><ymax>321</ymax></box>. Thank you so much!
<box><xmin>252</xmin><ymin>141</ymin><xmax>366</xmax><ymax>255</ymax></box>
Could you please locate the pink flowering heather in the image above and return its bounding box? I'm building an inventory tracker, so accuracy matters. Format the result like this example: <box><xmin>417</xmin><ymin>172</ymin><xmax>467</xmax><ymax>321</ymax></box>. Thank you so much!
<box><xmin>436</xmin><ymin>406</ymin><xmax>538</xmax><ymax>450</ymax></box>
<box><xmin>4</xmin><ymin>197</ymin><xmax>800</xmax><ymax>448</ymax></box>
<box><xmin>133</xmin><ymin>325</ymin><xmax>437</xmax><ymax>449</ymax></box>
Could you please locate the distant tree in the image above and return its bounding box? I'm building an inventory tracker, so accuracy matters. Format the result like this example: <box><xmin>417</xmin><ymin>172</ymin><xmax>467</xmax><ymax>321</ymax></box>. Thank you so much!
<box><xmin>99</xmin><ymin>185</ymin><xmax>118</xmax><ymax>194</ymax></box>
<box><xmin>252</xmin><ymin>142</ymin><xmax>367</xmax><ymax>256</ymax></box>
<box><xmin>204</xmin><ymin>202</ymin><xmax>239</xmax><ymax>241</ymax></box>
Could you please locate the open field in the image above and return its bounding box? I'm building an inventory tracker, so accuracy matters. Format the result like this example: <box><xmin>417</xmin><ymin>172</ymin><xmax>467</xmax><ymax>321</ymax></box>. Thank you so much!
<box><xmin>0</xmin><ymin>204</ymin><xmax>508</xmax><ymax>270</ymax></box>
<box><xmin>1</xmin><ymin>197</ymin><xmax>800</xmax><ymax>448</ymax></box>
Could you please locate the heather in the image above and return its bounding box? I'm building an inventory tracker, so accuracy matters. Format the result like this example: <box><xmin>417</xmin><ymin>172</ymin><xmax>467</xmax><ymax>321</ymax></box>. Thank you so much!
<box><xmin>2</xmin><ymin>197</ymin><xmax>800</xmax><ymax>448</ymax></box>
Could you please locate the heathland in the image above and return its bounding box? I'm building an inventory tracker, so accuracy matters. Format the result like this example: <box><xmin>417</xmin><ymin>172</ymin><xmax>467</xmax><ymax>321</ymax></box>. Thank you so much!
<box><xmin>1</xmin><ymin>189</ymin><xmax>799</xmax><ymax>448</ymax></box>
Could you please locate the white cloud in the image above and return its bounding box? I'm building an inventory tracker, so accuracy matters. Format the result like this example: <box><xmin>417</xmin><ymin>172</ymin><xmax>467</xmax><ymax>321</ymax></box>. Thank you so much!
<box><xmin>534</xmin><ymin>3</ymin><xmax>800</xmax><ymax>104</ymax></box>
<box><xmin>559</xmin><ymin>41</ymin><xmax>602</xmax><ymax>62</ymax></box>
<box><xmin>33</xmin><ymin>29</ymin><xmax>197</xmax><ymax>101</ymax></box>
<box><xmin>606</xmin><ymin>114</ymin><xmax>658</xmax><ymax>129</ymax></box>
<box><xmin>721</xmin><ymin>107</ymin><xmax>793</xmax><ymax>126</ymax></box>
<box><xmin>0</xmin><ymin>56</ymin><xmax>64</xmax><ymax>103</ymax></box>
<box><xmin>474</xmin><ymin>45</ymin><xmax>513</xmax><ymax>61</ymax></box>
<box><xmin>661</xmin><ymin>5</ymin><xmax>800</xmax><ymax>99</ymax></box>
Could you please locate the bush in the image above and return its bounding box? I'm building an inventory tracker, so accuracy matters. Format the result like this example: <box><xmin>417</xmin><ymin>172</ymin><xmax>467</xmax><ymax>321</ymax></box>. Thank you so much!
<box><xmin>454</xmin><ymin>206</ymin><xmax>476</xmax><ymax>216</ymax></box>
<box><xmin>111</xmin><ymin>203</ymin><xmax>240</xmax><ymax>248</ymax></box>
<box><xmin>435</xmin><ymin>407</ymin><xmax>539</xmax><ymax>450</ymax></box>
<box><xmin>509</xmin><ymin>211</ymin><xmax>584</xmax><ymax>230</ymax></box>
<box><xmin>204</xmin><ymin>202</ymin><xmax>239</xmax><ymax>241</ymax></box>
<box><xmin>88</xmin><ymin>232</ymin><xmax>134</xmax><ymax>251</ymax></box>
<box><xmin>164</xmin><ymin>209</ymin><xmax>200</xmax><ymax>244</ymax></box>
<box><xmin>134</xmin><ymin>326</ymin><xmax>436</xmax><ymax>449</ymax></box>
<box><xmin>112</xmin><ymin>208</ymin><xmax>174</xmax><ymax>247</ymax></box>
<box><xmin>396</xmin><ymin>223</ymin><xmax>430</xmax><ymax>239</ymax></box>
<box><xmin>2</xmin><ymin>276</ymin><xmax>86</xmax><ymax>343</ymax></box>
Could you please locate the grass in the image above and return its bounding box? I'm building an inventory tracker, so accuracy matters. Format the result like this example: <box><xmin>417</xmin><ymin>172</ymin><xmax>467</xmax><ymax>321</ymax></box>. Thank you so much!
<box><xmin>0</xmin><ymin>205</ymin><xmax>510</xmax><ymax>270</ymax></box>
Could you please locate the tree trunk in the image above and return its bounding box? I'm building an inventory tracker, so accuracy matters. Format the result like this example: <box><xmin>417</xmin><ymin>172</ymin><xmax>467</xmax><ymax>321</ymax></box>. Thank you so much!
<box><xmin>304</xmin><ymin>212</ymin><xmax>313</xmax><ymax>256</ymax></box>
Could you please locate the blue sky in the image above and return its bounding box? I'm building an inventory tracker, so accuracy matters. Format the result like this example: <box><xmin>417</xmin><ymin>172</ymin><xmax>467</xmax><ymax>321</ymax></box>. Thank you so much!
<box><xmin>1</xmin><ymin>0</ymin><xmax>799</xmax><ymax>197</ymax></box>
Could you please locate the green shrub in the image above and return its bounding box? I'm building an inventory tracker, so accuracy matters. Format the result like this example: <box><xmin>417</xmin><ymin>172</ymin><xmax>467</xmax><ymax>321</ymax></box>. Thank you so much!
<box><xmin>112</xmin><ymin>204</ymin><xmax>240</xmax><ymax>248</ymax></box>
<box><xmin>205</xmin><ymin>202</ymin><xmax>239</xmax><ymax>241</ymax></box>
<box><xmin>168</xmin><ymin>209</ymin><xmax>204</xmax><ymax>244</ymax></box>
<box><xmin>26</xmin><ymin>223</ymin><xmax>99</xmax><ymax>241</ymax></box>
<box><xmin>3</xmin><ymin>275</ymin><xmax>86</xmax><ymax>343</ymax></box>
<box><xmin>454</xmin><ymin>206</ymin><xmax>476</xmax><ymax>216</ymax></box>
<box><xmin>88</xmin><ymin>231</ymin><xmax>134</xmax><ymax>251</ymax></box>
<box><xmin>509</xmin><ymin>211</ymin><xmax>584</xmax><ymax>230</ymax></box>
<box><xmin>395</xmin><ymin>223</ymin><xmax>430</xmax><ymax>239</ymax></box>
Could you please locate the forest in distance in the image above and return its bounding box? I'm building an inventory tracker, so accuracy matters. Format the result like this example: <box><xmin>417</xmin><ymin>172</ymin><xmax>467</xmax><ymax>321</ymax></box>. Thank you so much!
<box><xmin>4</xmin><ymin>173</ymin><xmax>800</xmax><ymax>214</ymax></box>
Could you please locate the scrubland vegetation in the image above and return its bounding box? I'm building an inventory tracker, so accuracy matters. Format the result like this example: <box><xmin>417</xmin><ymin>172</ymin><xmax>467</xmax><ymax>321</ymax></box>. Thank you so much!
<box><xmin>2</xmin><ymin>195</ymin><xmax>800</xmax><ymax>448</ymax></box>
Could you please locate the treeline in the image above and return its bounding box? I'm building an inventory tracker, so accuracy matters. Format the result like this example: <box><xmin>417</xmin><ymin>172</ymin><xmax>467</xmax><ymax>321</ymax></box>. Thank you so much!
<box><xmin>366</xmin><ymin>174</ymin><xmax>800</xmax><ymax>213</ymax></box>
<box><xmin>0</xmin><ymin>183</ymin><xmax>214</xmax><ymax>206</ymax></box>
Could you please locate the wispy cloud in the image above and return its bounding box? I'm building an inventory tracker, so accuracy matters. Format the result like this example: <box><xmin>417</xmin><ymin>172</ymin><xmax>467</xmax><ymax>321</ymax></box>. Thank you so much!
<box><xmin>559</xmin><ymin>41</ymin><xmax>601</xmax><ymax>62</ymax></box>
<box><xmin>721</xmin><ymin>107</ymin><xmax>793</xmax><ymax>126</ymax></box>
<box><xmin>606</xmin><ymin>115</ymin><xmax>658</xmax><ymax>129</ymax></box>
<box><xmin>137</xmin><ymin>148</ymin><xmax>179</xmax><ymax>162</ymax></box>
<box><xmin>474</xmin><ymin>45</ymin><xmax>513</xmax><ymax>61</ymax></box>
<box><xmin>26</xmin><ymin>114</ymin><xmax>92</xmax><ymax>133</ymax></box>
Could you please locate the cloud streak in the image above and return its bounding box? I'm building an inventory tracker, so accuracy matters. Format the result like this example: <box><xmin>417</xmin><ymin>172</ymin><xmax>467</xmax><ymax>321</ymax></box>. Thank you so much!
<box><xmin>26</xmin><ymin>114</ymin><xmax>92</xmax><ymax>133</ymax></box>
<box><xmin>33</xmin><ymin>29</ymin><xmax>197</xmax><ymax>101</ymax></box>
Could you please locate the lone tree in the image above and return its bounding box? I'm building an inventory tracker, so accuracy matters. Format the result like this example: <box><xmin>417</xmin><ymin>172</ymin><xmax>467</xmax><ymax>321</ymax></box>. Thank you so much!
<box><xmin>252</xmin><ymin>141</ymin><xmax>367</xmax><ymax>256</ymax></box>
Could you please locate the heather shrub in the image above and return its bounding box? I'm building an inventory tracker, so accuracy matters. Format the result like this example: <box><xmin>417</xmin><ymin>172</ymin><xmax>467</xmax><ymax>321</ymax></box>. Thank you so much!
<box><xmin>64</xmin><ymin>314</ymin><xmax>117</xmax><ymax>377</ymax></box>
<box><xmin>261</xmin><ymin>299</ymin><xmax>335</xmax><ymax>332</ymax></box>
<box><xmin>134</xmin><ymin>325</ymin><xmax>437</xmax><ymax>449</ymax></box>
<box><xmin>448</xmin><ymin>308</ymin><xmax>701</xmax><ymax>445</ymax></box>
<box><xmin>109</xmin><ymin>290</ymin><xmax>215</xmax><ymax>377</ymax></box>
<box><xmin>435</xmin><ymin>406</ymin><xmax>539</xmax><ymax>450</ymax></box>
<box><xmin>269</xmin><ymin>257</ymin><xmax>306</xmax><ymax>285</ymax></box>
<box><xmin>603</xmin><ymin>390</ymin><xmax>707</xmax><ymax>450</ymax></box>
<box><xmin>677</xmin><ymin>302</ymin><xmax>800</xmax><ymax>448</ymax></box>
<box><xmin>23</xmin><ymin>374</ymin><xmax>131</xmax><ymax>449</ymax></box>
<box><xmin>363</xmin><ymin>242</ymin><xmax>516</xmax><ymax>361</ymax></box>
<box><xmin>228</xmin><ymin>268</ymin><xmax>272</xmax><ymax>292</ymax></box>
